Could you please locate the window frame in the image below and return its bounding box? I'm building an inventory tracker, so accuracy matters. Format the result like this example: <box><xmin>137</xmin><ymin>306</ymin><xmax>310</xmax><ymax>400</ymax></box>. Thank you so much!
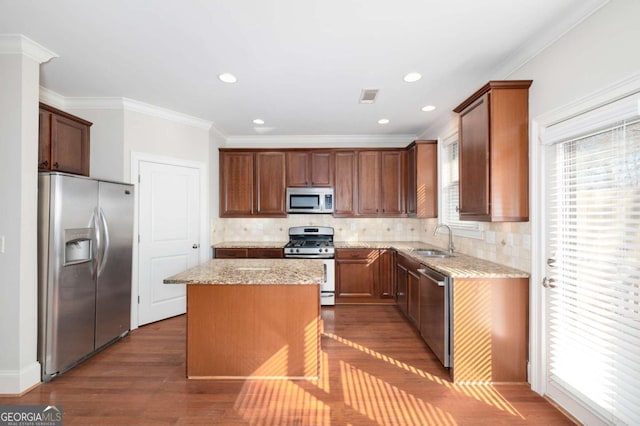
<box><xmin>438</xmin><ymin>131</ymin><xmax>483</xmax><ymax>239</ymax></box>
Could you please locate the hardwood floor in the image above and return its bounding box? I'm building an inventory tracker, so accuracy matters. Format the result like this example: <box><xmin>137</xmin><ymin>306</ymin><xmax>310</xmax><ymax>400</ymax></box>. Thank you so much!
<box><xmin>3</xmin><ymin>305</ymin><xmax>573</xmax><ymax>425</ymax></box>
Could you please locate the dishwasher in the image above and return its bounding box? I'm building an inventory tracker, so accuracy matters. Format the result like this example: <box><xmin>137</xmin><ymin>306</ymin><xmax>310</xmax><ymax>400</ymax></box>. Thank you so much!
<box><xmin>418</xmin><ymin>266</ymin><xmax>451</xmax><ymax>368</ymax></box>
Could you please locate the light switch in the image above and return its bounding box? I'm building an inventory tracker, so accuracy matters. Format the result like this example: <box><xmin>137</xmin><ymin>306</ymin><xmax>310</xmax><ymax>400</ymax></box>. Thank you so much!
<box><xmin>0</xmin><ymin>236</ymin><xmax>4</xmax><ymax>253</ymax></box>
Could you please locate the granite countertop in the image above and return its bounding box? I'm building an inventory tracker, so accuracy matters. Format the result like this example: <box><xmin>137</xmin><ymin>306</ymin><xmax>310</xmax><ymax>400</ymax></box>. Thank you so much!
<box><xmin>163</xmin><ymin>259</ymin><xmax>324</xmax><ymax>285</ymax></box>
<box><xmin>335</xmin><ymin>241</ymin><xmax>529</xmax><ymax>279</ymax></box>
<box><xmin>210</xmin><ymin>240</ymin><xmax>529</xmax><ymax>279</ymax></box>
<box><xmin>212</xmin><ymin>241</ymin><xmax>287</xmax><ymax>249</ymax></box>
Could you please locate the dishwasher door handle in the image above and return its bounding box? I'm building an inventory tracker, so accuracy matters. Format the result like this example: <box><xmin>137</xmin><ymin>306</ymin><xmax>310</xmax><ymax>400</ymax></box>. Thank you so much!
<box><xmin>417</xmin><ymin>268</ymin><xmax>446</xmax><ymax>287</ymax></box>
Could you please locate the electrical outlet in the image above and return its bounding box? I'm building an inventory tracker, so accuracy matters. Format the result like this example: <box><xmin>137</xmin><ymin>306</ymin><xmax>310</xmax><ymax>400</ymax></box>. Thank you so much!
<box><xmin>350</xmin><ymin>222</ymin><xmax>356</xmax><ymax>231</ymax></box>
<box><xmin>396</xmin><ymin>223</ymin><xmax>403</xmax><ymax>232</ymax></box>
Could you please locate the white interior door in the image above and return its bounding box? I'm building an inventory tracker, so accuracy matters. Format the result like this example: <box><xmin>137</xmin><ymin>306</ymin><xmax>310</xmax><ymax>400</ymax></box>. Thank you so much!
<box><xmin>138</xmin><ymin>160</ymin><xmax>200</xmax><ymax>325</ymax></box>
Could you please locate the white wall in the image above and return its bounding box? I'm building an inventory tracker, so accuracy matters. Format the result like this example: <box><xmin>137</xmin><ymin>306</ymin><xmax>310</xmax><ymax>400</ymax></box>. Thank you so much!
<box><xmin>0</xmin><ymin>39</ymin><xmax>53</xmax><ymax>394</ymax></box>
<box><xmin>123</xmin><ymin>109</ymin><xmax>210</xmax><ymax>183</ymax></box>
<box><xmin>418</xmin><ymin>0</ymin><xmax>640</xmax><ymax>272</ymax></box>
<box><xmin>70</xmin><ymin>108</ymin><xmax>125</xmax><ymax>182</ymax></box>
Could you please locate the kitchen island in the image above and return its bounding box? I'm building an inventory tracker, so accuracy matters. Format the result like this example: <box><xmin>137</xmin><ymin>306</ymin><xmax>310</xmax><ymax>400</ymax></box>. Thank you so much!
<box><xmin>164</xmin><ymin>259</ymin><xmax>324</xmax><ymax>380</ymax></box>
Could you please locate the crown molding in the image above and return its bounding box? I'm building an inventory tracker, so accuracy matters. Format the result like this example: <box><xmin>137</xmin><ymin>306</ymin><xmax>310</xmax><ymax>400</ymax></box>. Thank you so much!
<box><xmin>223</xmin><ymin>134</ymin><xmax>417</xmax><ymax>148</ymax></box>
<box><xmin>0</xmin><ymin>34</ymin><xmax>58</xmax><ymax>64</ymax></box>
<box><xmin>121</xmin><ymin>98</ymin><xmax>213</xmax><ymax>130</ymax></box>
<box><xmin>38</xmin><ymin>87</ymin><xmax>218</xmax><ymax>132</ymax></box>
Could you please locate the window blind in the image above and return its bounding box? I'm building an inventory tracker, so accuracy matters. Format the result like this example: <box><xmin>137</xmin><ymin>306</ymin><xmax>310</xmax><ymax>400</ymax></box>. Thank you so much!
<box><xmin>546</xmin><ymin>117</ymin><xmax>640</xmax><ymax>424</ymax></box>
<box><xmin>441</xmin><ymin>141</ymin><xmax>479</xmax><ymax>233</ymax></box>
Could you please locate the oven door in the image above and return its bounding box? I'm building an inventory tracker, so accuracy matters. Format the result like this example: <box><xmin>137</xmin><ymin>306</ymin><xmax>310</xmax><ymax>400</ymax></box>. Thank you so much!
<box><xmin>320</xmin><ymin>259</ymin><xmax>335</xmax><ymax>306</ymax></box>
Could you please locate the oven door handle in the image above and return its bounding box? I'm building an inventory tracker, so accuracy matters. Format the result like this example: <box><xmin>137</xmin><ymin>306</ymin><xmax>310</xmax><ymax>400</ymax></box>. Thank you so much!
<box><xmin>323</xmin><ymin>263</ymin><xmax>327</xmax><ymax>283</ymax></box>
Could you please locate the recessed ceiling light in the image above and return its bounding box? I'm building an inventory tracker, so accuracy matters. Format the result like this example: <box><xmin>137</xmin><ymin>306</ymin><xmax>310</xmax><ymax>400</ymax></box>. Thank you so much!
<box><xmin>378</xmin><ymin>118</ymin><xmax>390</xmax><ymax>124</ymax></box>
<box><xmin>421</xmin><ymin>105</ymin><xmax>436</xmax><ymax>112</ymax></box>
<box><xmin>253</xmin><ymin>119</ymin><xmax>265</xmax><ymax>125</ymax></box>
<box><xmin>218</xmin><ymin>73</ymin><xmax>237</xmax><ymax>83</ymax></box>
<box><xmin>403</xmin><ymin>72</ymin><xmax>422</xmax><ymax>83</ymax></box>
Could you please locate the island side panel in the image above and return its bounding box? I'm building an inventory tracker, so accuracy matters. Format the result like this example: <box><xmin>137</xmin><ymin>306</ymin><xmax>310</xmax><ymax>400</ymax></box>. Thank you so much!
<box><xmin>451</xmin><ymin>277</ymin><xmax>529</xmax><ymax>383</ymax></box>
<box><xmin>187</xmin><ymin>284</ymin><xmax>320</xmax><ymax>379</ymax></box>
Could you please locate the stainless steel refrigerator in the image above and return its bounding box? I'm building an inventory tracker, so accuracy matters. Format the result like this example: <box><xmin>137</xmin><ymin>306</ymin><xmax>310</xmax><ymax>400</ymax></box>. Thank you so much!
<box><xmin>38</xmin><ymin>172</ymin><xmax>134</xmax><ymax>381</ymax></box>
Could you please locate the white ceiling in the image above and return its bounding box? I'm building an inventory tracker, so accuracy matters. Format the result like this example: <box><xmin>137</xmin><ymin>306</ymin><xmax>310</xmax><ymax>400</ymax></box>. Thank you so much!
<box><xmin>0</xmin><ymin>0</ymin><xmax>607</xmax><ymax>140</ymax></box>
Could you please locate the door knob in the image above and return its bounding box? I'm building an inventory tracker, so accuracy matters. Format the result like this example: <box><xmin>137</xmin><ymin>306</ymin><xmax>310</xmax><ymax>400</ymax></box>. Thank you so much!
<box><xmin>192</xmin><ymin>244</ymin><xmax>199</xmax><ymax>249</ymax></box>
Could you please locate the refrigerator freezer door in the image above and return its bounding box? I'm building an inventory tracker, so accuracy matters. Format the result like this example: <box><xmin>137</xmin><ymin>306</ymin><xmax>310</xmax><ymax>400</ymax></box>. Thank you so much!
<box><xmin>95</xmin><ymin>181</ymin><xmax>134</xmax><ymax>349</ymax></box>
<box><xmin>38</xmin><ymin>173</ymin><xmax>98</xmax><ymax>379</ymax></box>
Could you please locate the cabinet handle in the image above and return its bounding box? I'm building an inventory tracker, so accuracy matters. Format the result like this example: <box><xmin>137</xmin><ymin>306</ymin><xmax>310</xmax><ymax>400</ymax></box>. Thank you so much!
<box><xmin>40</xmin><ymin>160</ymin><xmax>49</xmax><ymax>168</ymax></box>
<box><xmin>53</xmin><ymin>162</ymin><xmax>59</xmax><ymax>169</ymax></box>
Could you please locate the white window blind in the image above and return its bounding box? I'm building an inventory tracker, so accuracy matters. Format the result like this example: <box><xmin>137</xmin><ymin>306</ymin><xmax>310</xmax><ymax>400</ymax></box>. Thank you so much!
<box><xmin>546</xmin><ymin>113</ymin><xmax>640</xmax><ymax>425</ymax></box>
<box><xmin>441</xmin><ymin>139</ymin><xmax>480</xmax><ymax>235</ymax></box>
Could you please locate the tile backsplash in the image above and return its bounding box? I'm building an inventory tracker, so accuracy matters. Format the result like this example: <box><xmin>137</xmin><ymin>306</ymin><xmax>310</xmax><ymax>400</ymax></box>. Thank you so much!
<box><xmin>212</xmin><ymin>216</ymin><xmax>420</xmax><ymax>243</ymax></box>
<box><xmin>211</xmin><ymin>217</ymin><xmax>531</xmax><ymax>273</ymax></box>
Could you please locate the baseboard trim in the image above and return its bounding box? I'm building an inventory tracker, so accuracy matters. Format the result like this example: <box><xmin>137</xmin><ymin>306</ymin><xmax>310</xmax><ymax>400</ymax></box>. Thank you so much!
<box><xmin>0</xmin><ymin>362</ymin><xmax>41</xmax><ymax>396</ymax></box>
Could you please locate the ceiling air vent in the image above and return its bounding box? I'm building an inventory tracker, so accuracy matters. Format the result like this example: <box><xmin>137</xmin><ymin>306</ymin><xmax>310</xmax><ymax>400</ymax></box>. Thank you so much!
<box><xmin>359</xmin><ymin>89</ymin><xmax>379</xmax><ymax>104</ymax></box>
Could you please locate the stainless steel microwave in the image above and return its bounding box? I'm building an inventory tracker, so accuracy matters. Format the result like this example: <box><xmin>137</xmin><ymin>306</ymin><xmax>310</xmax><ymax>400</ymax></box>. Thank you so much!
<box><xmin>286</xmin><ymin>187</ymin><xmax>334</xmax><ymax>214</ymax></box>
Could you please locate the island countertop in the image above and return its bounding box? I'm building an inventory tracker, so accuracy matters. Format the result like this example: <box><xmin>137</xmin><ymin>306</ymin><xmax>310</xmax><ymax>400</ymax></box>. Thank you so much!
<box><xmin>163</xmin><ymin>258</ymin><xmax>325</xmax><ymax>285</ymax></box>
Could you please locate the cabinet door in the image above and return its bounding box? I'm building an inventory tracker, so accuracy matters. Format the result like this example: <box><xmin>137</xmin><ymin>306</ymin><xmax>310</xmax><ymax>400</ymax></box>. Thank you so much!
<box><xmin>334</xmin><ymin>151</ymin><xmax>357</xmax><ymax>216</ymax></box>
<box><xmin>458</xmin><ymin>94</ymin><xmax>490</xmax><ymax>220</ymax></box>
<box><xmin>415</xmin><ymin>142</ymin><xmax>438</xmax><ymax>218</ymax></box>
<box><xmin>378</xmin><ymin>249</ymin><xmax>395</xmax><ymax>298</ymax></box>
<box><xmin>336</xmin><ymin>249</ymin><xmax>376</xmax><ymax>297</ymax></box>
<box><xmin>357</xmin><ymin>151</ymin><xmax>380</xmax><ymax>215</ymax></box>
<box><xmin>50</xmin><ymin>113</ymin><xmax>90</xmax><ymax>176</ymax></box>
<box><xmin>407</xmin><ymin>269</ymin><xmax>420</xmax><ymax>326</ymax></box>
<box><xmin>248</xmin><ymin>248</ymin><xmax>283</xmax><ymax>258</ymax></box>
<box><xmin>38</xmin><ymin>109</ymin><xmax>52</xmax><ymax>170</ymax></box>
<box><xmin>309</xmin><ymin>152</ymin><xmax>333</xmax><ymax>186</ymax></box>
<box><xmin>220</xmin><ymin>151</ymin><xmax>254</xmax><ymax>217</ymax></box>
<box><xmin>255</xmin><ymin>152</ymin><xmax>287</xmax><ymax>216</ymax></box>
<box><xmin>380</xmin><ymin>151</ymin><xmax>404</xmax><ymax>215</ymax></box>
<box><xmin>396</xmin><ymin>263</ymin><xmax>408</xmax><ymax>315</ymax></box>
<box><xmin>286</xmin><ymin>151</ymin><xmax>309</xmax><ymax>187</ymax></box>
<box><xmin>406</xmin><ymin>145</ymin><xmax>416</xmax><ymax>215</ymax></box>
<box><xmin>214</xmin><ymin>248</ymin><xmax>249</xmax><ymax>258</ymax></box>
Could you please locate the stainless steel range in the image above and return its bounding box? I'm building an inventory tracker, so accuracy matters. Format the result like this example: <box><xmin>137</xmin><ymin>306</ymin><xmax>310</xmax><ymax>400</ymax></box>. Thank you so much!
<box><xmin>284</xmin><ymin>226</ymin><xmax>335</xmax><ymax>305</ymax></box>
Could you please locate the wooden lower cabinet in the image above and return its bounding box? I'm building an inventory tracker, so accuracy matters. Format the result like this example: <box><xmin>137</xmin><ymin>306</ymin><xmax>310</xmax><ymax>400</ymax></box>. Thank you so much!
<box><xmin>335</xmin><ymin>248</ymin><xmax>394</xmax><ymax>301</ymax></box>
<box><xmin>214</xmin><ymin>247</ymin><xmax>283</xmax><ymax>259</ymax></box>
<box><xmin>396</xmin><ymin>252</ymin><xmax>421</xmax><ymax>318</ymax></box>
<box><xmin>336</xmin><ymin>249</ymin><xmax>376</xmax><ymax>298</ymax></box>
<box><xmin>407</xmin><ymin>268</ymin><xmax>420</xmax><ymax>327</ymax></box>
<box><xmin>395</xmin><ymin>262</ymin><xmax>408</xmax><ymax>315</ymax></box>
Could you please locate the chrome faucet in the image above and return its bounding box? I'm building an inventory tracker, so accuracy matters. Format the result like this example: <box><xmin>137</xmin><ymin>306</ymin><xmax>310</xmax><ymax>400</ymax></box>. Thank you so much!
<box><xmin>433</xmin><ymin>224</ymin><xmax>455</xmax><ymax>254</ymax></box>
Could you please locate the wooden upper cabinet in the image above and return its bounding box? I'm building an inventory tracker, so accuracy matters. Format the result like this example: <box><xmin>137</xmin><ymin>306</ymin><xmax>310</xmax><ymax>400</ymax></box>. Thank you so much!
<box><xmin>39</xmin><ymin>103</ymin><xmax>92</xmax><ymax>176</ymax></box>
<box><xmin>357</xmin><ymin>150</ymin><xmax>404</xmax><ymax>216</ymax></box>
<box><xmin>286</xmin><ymin>151</ymin><xmax>333</xmax><ymax>187</ymax></box>
<box><xmin>406</xmin><ymin>140</ymin><xmax>437</xmax><ymax>218</ymax></box>
<box><xmin>380</xmin><ymin>151</ymin><xmax>404</xmax><ymax>215</ymax></box>
<box><xmin>333</xmin><ymin>151</ymin><xmax>357</xmax><ymax>216</ymax></box>
<box><xmin>357</xmin><ymin>151</ymin><xmax>381</xmax><ymax>215</ymax></box>
<box><xmin>255</xmin><ymin>152</ymin><xmax>287</xmax><ymax>216</ymax></box>
<box><xmin>454</xmin><ymin>80</ymin><xmax>532</xmax><ymax>222</ymax></box>
<box><xmin>220</xmin><ymin>151</ymin><xmax>254</xmax><ymax>217</ymax></box>
<box><xmin>219</xmin><ymin>150</ymin><xmax>286</xmax><ymax>217</ymax></box>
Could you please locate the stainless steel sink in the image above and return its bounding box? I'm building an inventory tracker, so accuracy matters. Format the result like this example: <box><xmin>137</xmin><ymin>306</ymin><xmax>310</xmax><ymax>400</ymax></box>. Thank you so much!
<box><xmin>413</xmin><ymin>249</ymin><xmax>454</xmax><ymax>258</ymax></box>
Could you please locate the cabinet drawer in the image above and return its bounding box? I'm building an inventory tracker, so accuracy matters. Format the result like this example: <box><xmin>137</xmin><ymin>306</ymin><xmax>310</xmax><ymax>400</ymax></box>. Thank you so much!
<box><xmin>336</xmin><ymin>248</ymin><xmax>376</xmax><ymax>260</ymax></box>
<box><xmin>248</xmin><ymin>248</ymin><xmax>283</xmax><ymax>258</ymax></box>
<box><xmin>397</xmin><ymin>253</ymin><xmax>420</xmax><ymax>271</ymax></box>
<box><xmin>214</xmin><ymin>248</ymin><xmax>249</xmax><ymax>258</ymax></box>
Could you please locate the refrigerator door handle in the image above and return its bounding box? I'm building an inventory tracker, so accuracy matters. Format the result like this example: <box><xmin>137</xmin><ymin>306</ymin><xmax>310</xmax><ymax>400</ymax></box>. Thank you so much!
<box><xmin>97</xmin><ymin>207</ymin><xmax>110</xmax><ymax>277</ymax></box>
<box><xmin>92</xmin><ymin>208</ymin><xmax>101</xmax><ymax>280</ymax></box>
